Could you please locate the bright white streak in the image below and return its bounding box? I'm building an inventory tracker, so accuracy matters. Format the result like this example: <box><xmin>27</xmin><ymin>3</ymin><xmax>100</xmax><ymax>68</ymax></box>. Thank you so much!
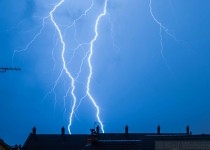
<box><xmin>149</xmin><ymin>0</ymin><xmax>177</xmax><ymax>58</ymax></box>
<box><xmin>149</xmin><ymin>0</ymin><xmax>179</xmax><ymax>75</ymax></box>
<box><xmin>49</xmin><ymin>0</ymin><xmax>76</xmax><ymax>134</ymax></box>
<box><xmin>87</xmin><ymin>0</ymin><xmax>108</xmax><ymax>134</ymax></box>
<box><xmin>12</xmin><ymin>16</ymin><xmax>48</xmax><ymax>65</ymax></box>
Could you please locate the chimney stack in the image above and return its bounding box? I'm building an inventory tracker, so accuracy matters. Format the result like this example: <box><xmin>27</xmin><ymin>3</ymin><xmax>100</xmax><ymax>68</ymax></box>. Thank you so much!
<box><xmin>32</xmin><ymin>126</ymin><xmax>36</xmax><ymax>135</ymax></box>
<box><xmin>186</xmin><ymin>125</ymin><xmax>190</xmax><ymax>135</ymax></box>
<box><xmin>61</xmin><ymin>126</ymin><xmax>65</xmax><ymax>135</ymax></box>
<box><xmin>157</xmin><ymin>125</ymin><xmax>160</xmax><ymax>134</ymax></box>
<box><xmin>87</xmin><ymin>128</ymin><xmax>98</xmax><ymax>146</ymax></box>
<box><xmin>90</xmin><ymin>129</ymin><xmax>95</xmax><ymax>135</ymax></box>
<box><xmin>96</xmin><ymin>125</ymin><xmax>100</xmax><ymax>134</ymax></box>
<box><xmin>125</xmin><ymin>125</ymin><xmax>128</xmax><ymax>134</ymax></box>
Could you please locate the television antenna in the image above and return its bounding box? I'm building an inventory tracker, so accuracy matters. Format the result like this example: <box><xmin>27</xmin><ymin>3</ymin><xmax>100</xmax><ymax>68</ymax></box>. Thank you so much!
<box><xmin>0</xmin><ymin>67</ymin><xmax>21</xmax><ymax>73</ymax></box>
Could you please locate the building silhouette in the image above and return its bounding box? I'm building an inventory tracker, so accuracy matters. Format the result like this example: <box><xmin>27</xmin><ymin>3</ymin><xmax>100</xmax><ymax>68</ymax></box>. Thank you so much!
<box><xmin>0</xmin><ymin>139</ymin><xmax>11</xmax><ymax>150</ymax></box>
<box><xmin>0</xmin><ymin>139</ymin><xmax>21</xmax><ymax>150</ymax></box>
<box><xmin>20</xmin><ymin>125</ymin><xmax>210</xmax><ymax>150</ymax></box>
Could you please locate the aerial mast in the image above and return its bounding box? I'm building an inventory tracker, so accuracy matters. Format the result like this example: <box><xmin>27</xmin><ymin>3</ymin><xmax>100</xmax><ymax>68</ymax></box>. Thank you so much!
<box><xmin>0</xmin><ymin>67</ymin><xmax>21</xmax><ymax>73</ymax></box>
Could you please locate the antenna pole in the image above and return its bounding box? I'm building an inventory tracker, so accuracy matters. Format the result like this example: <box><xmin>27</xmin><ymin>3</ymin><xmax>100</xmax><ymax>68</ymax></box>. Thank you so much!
<box><xmin>0</xmin><ymin>67</ymin><xmax>21</xmax><ymax>72</ymax></box>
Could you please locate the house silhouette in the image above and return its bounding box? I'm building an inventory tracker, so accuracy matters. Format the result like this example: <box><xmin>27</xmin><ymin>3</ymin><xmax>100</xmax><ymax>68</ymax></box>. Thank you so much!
<box><xmin>21</xmin><ymin>125</ymin><xmax>210</xmax><ymax>150</ymax></box>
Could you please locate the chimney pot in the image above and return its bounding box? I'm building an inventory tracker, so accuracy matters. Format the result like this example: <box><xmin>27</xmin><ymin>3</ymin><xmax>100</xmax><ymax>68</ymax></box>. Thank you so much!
<box><xmin>32</xmin><ymin>126</ymin><xmax>36</xmax><ymax>135</ymax></box>
<box><xmin>125</xmin><ymin>125</ymin><xmax>128</xmax><ymax>134</ymax></box>
<box><xmin>96</xmin><ymin>125</ymin><xmax>100</xmax><ymax>134</ymax></box>
<box><xmin>157</xmin><ymin>125</ymin><xmax>160</xmax><ymax>134</ymax></box>
<box><xmin>186</xmin><ymin>125</ymin><xmax>190</xmax><ymax>135</ymax></box>
<box><xmin>61</xmin><ymin>126</ymin><xmax>65</xmax><ymax>135</ymax></box>
<box><xmin>90</xmin><ymin>129</ymin><xmax>95</xmax><ymax>135</ymax></box>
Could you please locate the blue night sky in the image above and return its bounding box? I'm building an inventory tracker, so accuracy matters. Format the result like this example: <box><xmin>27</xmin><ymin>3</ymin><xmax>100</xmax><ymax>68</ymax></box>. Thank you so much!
<box><xmin>1</xmin><ymin>0</ymin><xmax>210</xmax><ymax>146</ymax></box>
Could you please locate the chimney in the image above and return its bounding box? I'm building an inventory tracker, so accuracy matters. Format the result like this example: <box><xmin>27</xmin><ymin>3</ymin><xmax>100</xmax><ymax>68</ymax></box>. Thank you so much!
<box><xmin>186</xmin><ymin>125</ymin><xmax>190</xmax><ymax>135</ymax></box>
<box><xmin>125</xmin><ymin>125</ymin><xmax>128</xmax><ymax>134</ymax></box>
<box><xmin>87</xmin><ymin>129</ymin><xmax>98</xmax><ymax>146</ymax></box>
<box><xmin>90</xmin><ymin>129</ymin><xmax>95</xmax><ymax>135</ymax></box>
<box><xmin>32</xmin><ymin>126</ymin><xmax>36</xmax><ymax>135</ymax></box>
<box><xmin>96</xmin><ymin>125</ymin><xmax>100</xmax><ymax>134</ymax></box>
<box><xmin>157</xmin><ymin>125</ymin><xmax>160</xmax><ymax>134</ymax></box>
<box><xmin>61</xmin><ymin>126</ymin><xmax>65</xmax><ymax>135</ymax></box>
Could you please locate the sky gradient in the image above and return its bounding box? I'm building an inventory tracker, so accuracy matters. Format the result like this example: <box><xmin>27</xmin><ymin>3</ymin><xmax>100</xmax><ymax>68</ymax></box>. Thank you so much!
<box><xmin>1</xmin><ymin>0</ymin><xmax>210</xmax><ymax>146</ymax></box>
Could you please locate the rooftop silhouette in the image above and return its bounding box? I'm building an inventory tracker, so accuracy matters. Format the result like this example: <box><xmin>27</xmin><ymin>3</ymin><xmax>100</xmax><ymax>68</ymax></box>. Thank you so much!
<box><xmin>18</xmin><ymin>125</ymin><xmax>210</xmax><ymax>150</ymax></box>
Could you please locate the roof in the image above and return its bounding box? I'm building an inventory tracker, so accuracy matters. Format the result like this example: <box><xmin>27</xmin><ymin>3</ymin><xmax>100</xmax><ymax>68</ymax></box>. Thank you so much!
<box><xmin>84</xmin><ymin>140</ymin><xmax>155</xmax><ymax>150</ymax></box>
<box><xmin>94</xmin><ymin>133</ymin><xmax>210</xmax><ymax>141</ymax></box>
<box><xmin>22</xmin><ymin>132</ymin><xmax>210</xmax><ymax>150</ymax></box>
<box><xmin>22</xmin><ymin>133</ymin><xmax>89</xmax><ymax>150</ymax></box>
<box><xmin>0</xmin><ymin>139</ymin><xmax>11</xmax><ymax>150</ymax></box>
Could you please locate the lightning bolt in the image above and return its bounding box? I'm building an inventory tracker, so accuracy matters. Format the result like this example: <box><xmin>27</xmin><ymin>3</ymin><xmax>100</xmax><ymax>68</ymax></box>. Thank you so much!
<box><xmin>13</xmin><ymin>0</ymin><xmax>108</xmax><ymax>134</ymax></box>
<box><xmin>49</xmin><ymin>0</ymin><xmax>78</xmax><ymax>134</ymax></box>
<box><xmin>108</xmin><ymin>14</ymin><xmax>120</xmax><ymax>54</ymax></box>
<box><xmin>149</xmin><ymin>0</ymin><xmax>177</xmax><ymax>58</ymax></box>
<box><xmin>12</xmin><ymin>16</ymin><xmax>48</xmax><ymax>65</ymax></box>
<box><xmin>10</xmin><ymin>0</ymin><xmax>191</xmax><ymax>136</ymax></box>
<box><xmin>41</xmin><ymin>0</ymin><xmax>94</xmax><ymax>134</ymax></box>
<box><xmin>86</xmin><ymin>0</ymin><xmax>108</xmax><ymax>134</ymax></box>
<box><xmin>149</xmin><ymin>0</ymin><xmax>181</xmax><ymax>75</ymax></box>
<box><xmin>48</xmin><ymin>0</ymin><xmax>108</xmax><ymax>134</ymax></box>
